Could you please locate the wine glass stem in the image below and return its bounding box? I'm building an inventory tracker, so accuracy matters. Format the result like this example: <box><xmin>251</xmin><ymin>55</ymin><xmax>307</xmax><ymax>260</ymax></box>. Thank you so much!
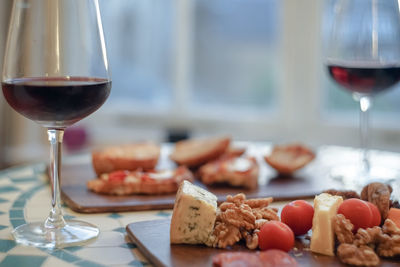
<box><xmin>45</xmin><ymin>129</ymin><xmax>66</xmax><ymax>229</ymax></box>
<box><xmin>359</xmin><ymin>96</ymin><xmax>372</xmax><ymax>174</ymax></box>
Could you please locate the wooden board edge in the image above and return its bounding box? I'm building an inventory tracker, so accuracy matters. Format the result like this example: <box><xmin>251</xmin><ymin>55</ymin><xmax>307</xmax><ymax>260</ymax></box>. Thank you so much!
<box><xmin>61</xmin><ymin>190</ymin><xmax>176</xmax><ymax>213</ymax></box>
<box><xmin>60</xmin><ymin>187</ymin><xmax>323</xmax><ymax>214</ymax></box>
<box><xmin>126</xmin><ymin>220</ymin><xmax>169</xmax><ymax>267</ymax></box>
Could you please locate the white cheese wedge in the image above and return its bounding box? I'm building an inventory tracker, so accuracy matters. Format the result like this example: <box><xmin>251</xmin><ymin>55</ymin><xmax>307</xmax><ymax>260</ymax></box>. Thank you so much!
<box><xmin>170</xmin><ymin>180</ymin><xmax>218</xmax><ymax>245</ymax></box>
<box><xmin>310</xmin><ymin>193</ymin><xmax>343</xmax><ymax>256</ymax></box>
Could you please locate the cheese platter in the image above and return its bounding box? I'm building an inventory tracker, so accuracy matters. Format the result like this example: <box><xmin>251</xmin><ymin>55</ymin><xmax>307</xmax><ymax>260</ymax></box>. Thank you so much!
<box><xmin>126</xmin><ymin>219</ymin><xmax>400</xmax><ymax>267</ymax></box>
<box><xmin>126</xmin><ymin>179</ymin><xmax>400</xmax><ymax>267</ymax></box>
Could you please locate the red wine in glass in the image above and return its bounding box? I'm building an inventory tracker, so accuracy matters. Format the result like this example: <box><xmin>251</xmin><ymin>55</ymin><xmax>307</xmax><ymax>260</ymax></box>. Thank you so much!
<box><xmin>2</xmin><ymin>76</ymin><xmax>111</xmax><ymax>128</ymax></box>
<box><xmin>327</xmin><ymin>63</ymin><xmax>400</xmax><ymax>94</ymax></box>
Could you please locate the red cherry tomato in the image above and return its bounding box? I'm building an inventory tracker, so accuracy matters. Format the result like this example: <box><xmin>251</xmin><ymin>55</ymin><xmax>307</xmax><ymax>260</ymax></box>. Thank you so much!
<box><xmin>108</xmin><ymin>170</ymin><xmax>128</xmax><ymax>182</ymax></box>
<box><xmin>258</xmin><ymin>249</ymin><xmax>298</xmax><ymax>267</ymax></box>
<box><xmin>258</xmin><ymin>221</ymin><xmax>294</xmax><ymax>252</ymax></box>
<box><xmin>338</xmin><ymin>198</ymin><xmax>372</xmax><ymax>232</ymax></box>
<box><xmin>366</xmin><ymin>202</ymin><xmax>381</xmax><ymax>227</ymax></box>
<box><xmin>281</xmin><ymin>200</ymin><xmax>314</xmax><ymax>236</ymax></box>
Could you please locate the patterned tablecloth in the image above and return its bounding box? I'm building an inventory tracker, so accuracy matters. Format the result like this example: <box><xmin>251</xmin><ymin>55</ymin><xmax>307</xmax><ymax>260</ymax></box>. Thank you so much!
<box><xmin>0</xmin><ymin>163</ymin><xmax>171</xmax><ymax>267</ymax></box>
<box><xmin>1</xmin><ymin>146</ymin><xmax>399</xmax><ymax>266</ymax></box>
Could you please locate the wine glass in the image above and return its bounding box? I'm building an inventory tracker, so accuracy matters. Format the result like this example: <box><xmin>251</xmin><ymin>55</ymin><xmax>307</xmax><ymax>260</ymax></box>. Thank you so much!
<box><xmin>1</xmin><ymin>0</ymin><xmax>111</xmax><ymax>248</ymax></box>
<box><xmin>324</xmin><ymin>0</ymin><xmax>400</xmax><ymax>189</ymax></box>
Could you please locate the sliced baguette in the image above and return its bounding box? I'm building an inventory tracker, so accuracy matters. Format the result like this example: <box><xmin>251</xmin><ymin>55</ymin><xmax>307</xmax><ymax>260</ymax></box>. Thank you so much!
<box><xmin>170</xmin><ymin>136</ymin><xmax>230</xmax><ymax>168</ymax></box>
<box><xmin>264</xmin><ymin>143</ymin><xmax>315</xmax><ymax>175</ymax></box>
<box><xmin>87</xmin><ymin>166</ymin><xmax>193</xmax><ymax>195</ymax></box>
<box><xmin>198</xmin><ymin>156</ymin><xmax>259</xmax><ymax>189</ymax></box>
<box><xmin>92</xmin><ymin>143</ymin><xmax>160</xmax><ymax>175</ymax></box>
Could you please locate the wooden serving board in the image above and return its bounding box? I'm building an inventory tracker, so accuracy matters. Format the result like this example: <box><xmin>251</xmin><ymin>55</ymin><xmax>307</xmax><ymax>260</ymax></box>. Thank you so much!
<box><xmin>126</xmin><ymin>219</ymin><xmax>400</xmax><ymax>267</ymax></box>
<box><xmin>60</xmin><ymin>143</ymin><xmax>346</xmax><ymax>213</ymax></box>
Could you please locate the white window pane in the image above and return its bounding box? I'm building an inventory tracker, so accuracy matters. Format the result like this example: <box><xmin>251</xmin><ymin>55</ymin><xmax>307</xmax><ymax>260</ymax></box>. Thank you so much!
<box><xmin>99</xmin><ymin>0</ymin><xmax>173</xmax><ymax>107</ymax></box>
<box><xmin>191</xmin><ymin>0</ymin><xmax>280</xmax><ymax>110</ymax></box>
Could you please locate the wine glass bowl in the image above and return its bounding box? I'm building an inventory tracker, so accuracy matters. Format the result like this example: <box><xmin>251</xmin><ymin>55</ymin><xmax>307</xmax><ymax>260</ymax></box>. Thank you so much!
<box><xmin>324</xmin><ymin>0</ymin><xmax>400</xmax><ymax>188</ymax></box>
<box><xmin>2</xmin><ymin>77</ymin><xmax>110</xmax><ymax>128</ymax></box>
<box><xmin>2</xmin><ymin>0</ymin><xmax>110</xmax><ymax>248</ymax></box>
<box><xmin>327</xmin><ymin>64</ymin><xmax>400</xmax><ymax>95</ymax></box>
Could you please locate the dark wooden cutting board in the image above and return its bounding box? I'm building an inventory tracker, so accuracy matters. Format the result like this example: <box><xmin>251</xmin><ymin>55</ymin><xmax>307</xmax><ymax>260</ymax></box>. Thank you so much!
<box><xmin>60</xmin><ymin>143</ymin><xmax>342</xmax><ymax>213</ymax></box>
<box><xmin>126</xmin><ymin>219</ymin><xmax>400</xmax><ymax>267</ymax></box>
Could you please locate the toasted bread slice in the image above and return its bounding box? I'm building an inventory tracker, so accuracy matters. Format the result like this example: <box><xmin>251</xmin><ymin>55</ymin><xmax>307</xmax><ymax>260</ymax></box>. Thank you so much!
<box><xmin>170</xmin><ymin>136</ymin><xmax>230</xmax><ymax>168</ymax></box>
<box><xmin>87</xmin><ymin>166</ymin><xmax>194</xmax><ymax>195</ymax></box>
<box><xmin>264</xmin><ymin>143</ymin><xmax>315</xmax><ymax>175</ymax></box>
<box><xmin>92</xmin><ymin>143</ymin><xmax>160</xmax><ymax>175</ymax></box>
<box><xmin>198</xmin><ymin>156</ymin><xmax>259</xmax><ymax>189</ymax></box>
<box><xmin>223</xmin><ymin>146</ymin><xmax>246</xmax><ymax>158</ymax></box>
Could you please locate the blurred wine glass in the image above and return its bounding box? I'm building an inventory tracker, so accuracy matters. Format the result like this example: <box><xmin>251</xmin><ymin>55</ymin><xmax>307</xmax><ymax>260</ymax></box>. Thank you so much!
<box><xmin>1</xmin><ymin>0</ymin><xmax>111</xmax><ymax>248</ymax></box>
<box><xmin>324</xmin><ymin>0</ymin><xmax>400</xmax><ymax>189</ymax></box>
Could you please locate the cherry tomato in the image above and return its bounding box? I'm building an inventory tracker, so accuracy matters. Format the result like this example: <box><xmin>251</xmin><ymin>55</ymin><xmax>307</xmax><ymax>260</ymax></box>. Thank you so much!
<box><xmin>338</xmin><ymin>198</ymin><xmax>372</xmax><ymax>232</ymax></box>
<box><xmin>259</xmin><ymin>249</ymin><xmax>298</xmax><ymax>267</ymax></box>
<box><xmin>387</xmin><ymin>208</ymin><xmax>400</xmax><ymax>228</ymax></box>
<box><xmin>258</xmin><ymin>221</ymin><xmax>294</xmax><ymax>252</ymax></box>
<box><xmin>281</xmin><ymin>200</ymin><xmax>314</xmax><ymax>236</ymax></box>
<box><xmin>108</xmin><ymin>170</ymin><xmax>128</xmax><ymax>182</ymax></box>
<box><xmin>366</xmin><ymin>202</ymin><xmax>381</xmax><ymax>227</ymax></box>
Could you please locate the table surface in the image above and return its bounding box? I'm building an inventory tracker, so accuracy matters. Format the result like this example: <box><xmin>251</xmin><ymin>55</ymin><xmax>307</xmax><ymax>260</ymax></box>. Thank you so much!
<box><xmin>0</xmin><ymin>162</ymin><xmax>165</xmax><ymax>267</ymax></box>
<box><xmin>0</xmin><ymin>145</ymin><xmax>399</xmax><ymax>267</ymax></box>
<box><xmin>0</xmin><ymin>162</ymin><xmax>292</xmax><ymax>267</ymax></box>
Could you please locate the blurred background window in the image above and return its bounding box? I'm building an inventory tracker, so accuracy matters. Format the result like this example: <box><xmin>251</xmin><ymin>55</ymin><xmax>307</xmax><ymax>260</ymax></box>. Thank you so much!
<box><xmin>87</xmin><ymin>0</ymin><xmax>282</xmax><ymax>144</ymax></box>
<box><xmin>2</xmin><ymin>0</ymin><xmax>400</xmax><ymax>167</ymax></box>
<box><xmin>191</xmin><ymin>0</ymin><xmax>279</xmax><ymax>111</ymax></box>
<box><xmin>100</xmin><ymin>0</ymin><xmax>174</xmax><ymax>108</ymax></box>
<box><xmin>99</xmin><ymin>0</ymin><xmax>280</xmax><ymax>114</ymax></box>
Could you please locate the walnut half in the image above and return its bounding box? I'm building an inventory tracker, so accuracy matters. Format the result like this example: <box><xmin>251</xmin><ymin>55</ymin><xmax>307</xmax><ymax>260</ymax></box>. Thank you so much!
<box><xmin>337</xmin><ymin>244</ymin><xmax>380</xmax><ymax>267</ymax></box>
<box><xmin>334</xmin><ymin>214</ymin><xmax>354</xmax><ymax>244</ymax></box>
<box><xmin>361</xmin><ymin>183</ymin><xmax>392</xmax><ymax>221</ymax></box>
<box><xmin>209</xmin><ymin>193</ymin><xmax>277</xmax><ymax>249</ymax></box>
<box><xmin>376</xmin><ymin>219</ymin><xmax>400</xmax><ymax>258</ymax></box>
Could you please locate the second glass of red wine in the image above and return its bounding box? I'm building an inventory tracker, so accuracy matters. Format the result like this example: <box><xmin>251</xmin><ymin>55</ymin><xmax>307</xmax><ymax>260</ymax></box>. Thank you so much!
<box><xmin>1</xmin><ymin>0</ymin><xmax>111</xmax><ymax>248</ymax></box>
<box><xmin>324</xmin><ymin>0</ymin><xmax>400</xmax><ymax>189</ymax></box>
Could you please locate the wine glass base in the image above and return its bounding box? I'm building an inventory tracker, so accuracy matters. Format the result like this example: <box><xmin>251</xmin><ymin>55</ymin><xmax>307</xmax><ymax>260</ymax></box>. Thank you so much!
<box><xmin>330</xmin><ymin>164</ymin><xmax>399</xmax><ymax>191</ymax></box>
<box><xmin>12</xmin><ymin>220</ymin><xmax>99</xmax><ymax>249</ymax></box>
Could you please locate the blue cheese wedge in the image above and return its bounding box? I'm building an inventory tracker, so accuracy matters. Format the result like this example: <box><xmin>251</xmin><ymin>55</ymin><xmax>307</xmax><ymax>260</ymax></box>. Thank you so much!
<box><xmin>310</xmin><ymin>193</ymin><xmax>343</xmax><ymax>256</ymax></box>
<box><xmin>170</xmin><ymin>180</ymin><xmax>218</xmax><ymax>245</ymax></box>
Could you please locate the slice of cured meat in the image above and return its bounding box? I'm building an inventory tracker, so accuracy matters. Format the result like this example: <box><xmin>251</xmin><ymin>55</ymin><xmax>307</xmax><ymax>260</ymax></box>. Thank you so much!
<box><xmin>212</xmin><ymin>249</ymin><xmax>298</xmax><ymax>267</ymax></box>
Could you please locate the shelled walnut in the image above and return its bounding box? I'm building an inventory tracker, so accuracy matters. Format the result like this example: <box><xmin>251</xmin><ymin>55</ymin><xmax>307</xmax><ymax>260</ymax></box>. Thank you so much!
<box><xmin>334</xmin><ymin>214</ymin><xmax>354</xmax><ymax>244</ymax></box>
<box><xmin>209</xmin><ymin>193</ymin><xmax>278</xmax><ymax>249</ymax></box>
<box><xmin>337</xmin><ymin>244</ymin><xmax>380</xmax><ymax>267</ymax></box>
<box><xmin>353</xmin><ymin>227</ymin><xmax>382</xmax><ymax>247</ymax></box>
<box><xmin>376</xmin><ymin>219</ymin><xmax>400</xmax><ymax>257</ymax></box>
<box><xmin>361</xmin><ymin>183</ymin><xmax>392</xmax><ymax>221</ymax></box>
<box><xmin>333</xmin><ymin>213</ymin><xmax>400</xmax><ymax>266</ymax></box>
<box><xmin>210</xmin><ymin>221</ymin><xmax>241</xmax><ymax>248</ymax></box>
